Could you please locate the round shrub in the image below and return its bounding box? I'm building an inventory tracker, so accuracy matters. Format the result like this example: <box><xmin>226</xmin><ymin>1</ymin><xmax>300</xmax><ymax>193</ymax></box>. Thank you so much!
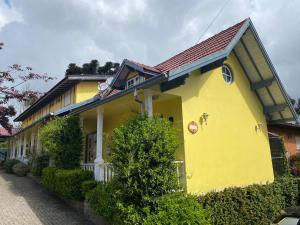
<box><xmin>4</xmin><ymin>159</ymin><xmax>20</xmax><ymax>173</ymax></box>
<box><xmin>111</xmin><ymin>115</ymin><xmax>179</xmax><ymax>207</ymax></box>
<box><xmin>31</xmin><ymin>154</ymin><xmax>49</xmax><ymax>176</ymax></box>
<box><xmin>144</xmin><ymin>193</ymin><xmax>211</xmax><ymax>225</ymax></box>
<box><xmin>41</xmin><ymin>116</ymin><xmax>82</xmax><ymax>169</ymax></box>
<box><xmin>12</xmin><ymin>162</ymin><xmax>30</xmax><ymax>176</ymax></box>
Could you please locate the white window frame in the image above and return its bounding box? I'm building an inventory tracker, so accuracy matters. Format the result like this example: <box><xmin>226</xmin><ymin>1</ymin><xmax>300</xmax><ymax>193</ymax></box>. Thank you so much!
<box><xmin>126</xmin><ymin>76</ymin><xmax>145</xmax><ymax>89</ymax></box>
<box><xmin>222</xmin><ymin>64</ymin><xmax>234</xmax><ymax>84</ymax></box>
<box><xmin>296</xmin><ymin>136</ymin><xmax>300</xmax><ymax>150</ymax></box>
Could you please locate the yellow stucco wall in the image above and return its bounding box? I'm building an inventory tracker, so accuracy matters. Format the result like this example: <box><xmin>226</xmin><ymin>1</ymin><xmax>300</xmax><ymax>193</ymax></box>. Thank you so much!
<box><xmin>167</xmin><ymin>53</ymin><xmax>274</xmax><ymax>194</ymax></box>
<box><xmin>75</xmin><ymin>82</ymin><xmax>99</xmax><ymax>103</ymax></box>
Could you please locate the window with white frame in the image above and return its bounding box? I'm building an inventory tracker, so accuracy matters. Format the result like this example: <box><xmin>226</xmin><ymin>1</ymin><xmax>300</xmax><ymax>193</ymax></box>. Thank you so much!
<box><xmin>296</xmin><ymin>136</ymin><xmax>300</xmax><ymax>150</ymax></box>
<box><xmin>64</xmin><ymin>89</ymin><xmax>71</xmax><ymax>106</ymax></box>
<box><xmin>222</xmin><ymin>64</ymin><xmax>234</xmax><ymax>84</ymax></box>
<box><xmin>126</xmin><ymin>76</ymin><xmax>144</xmax><ymax>89</ymax></box>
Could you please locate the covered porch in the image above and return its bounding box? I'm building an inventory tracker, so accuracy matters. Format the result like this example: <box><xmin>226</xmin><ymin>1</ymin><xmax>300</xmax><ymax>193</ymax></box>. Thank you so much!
<box><xmin>78</xmin><ymin>88</ymin><xmax>186</xmax><ymax>189</ymax></box>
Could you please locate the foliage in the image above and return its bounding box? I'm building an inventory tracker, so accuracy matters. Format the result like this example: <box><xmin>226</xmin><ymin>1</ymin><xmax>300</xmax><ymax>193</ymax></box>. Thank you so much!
<box><xmin>289</xmin><ymin>154</ymin><xmax>300</xmax><ymax>176</ymax></box>
<box><xmin>42</xmin><ymin>167</ymin><xmax>58</xmax><ymax>192</ymax></box>
<box><xmin>65</xmin><ymin>59</ymin><xmax>120</xmax><ymax>75</ymax></box>
<box><xmin>12</xmin><ymin>162</ymin><xmax>30</xmax><ymax>176</ymax></box>
<box><xmin>87</xmin><ymin>183</ymin><xmax>211</xmax><ymax>225</ymax></box>
<box><xmin>144</xmin><ymin>193</ymin><xmax>211</xmax><ymax>225</ymax></box>
<box><xmin>198</xmin><ymin>177</ymin><xmax>298</xmax><ymax>225</ymax></box>
<box><xmin>30</xmin><ymin>154</ymin><xmax>49</xmax><ymax>176</ymax></box>
<box><xmin>86</xmin><ymin>181</ymin><xmax>123</xmax><ymax>223</ymax></box>
<box><xmin>0</xmin><ymin>42</ymin><xmax>54</xmax><ymax>131</ymax></box>
<box><xmin>81</xmin><ymin>179</ymin><xmax>98</xmax><ymax>197</ymax></box>
<box><xmin>4</xmin><ymin>159</ymin><xmax>20</xmax><ymax>173</ymax></box>
<box><xmin>42</xmin><ymin>167</ymin><xmax>93</xmax><ymax>201</ymax></box>
<box><xmin>41</xmin><ymin>116</ymin><xmax>82</xmax><ymax>169</ymax></box>
<box><xmin>111</xmin><ymin>115</ymin><xmax>179</xmax><ymax>207</ymax></box>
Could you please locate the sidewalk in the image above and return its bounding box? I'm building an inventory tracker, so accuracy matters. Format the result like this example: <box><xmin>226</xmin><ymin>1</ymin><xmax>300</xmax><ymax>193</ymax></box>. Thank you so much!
<box><xmin>0</xmin><ymin>170</ymin><xmax>94</xmax><ymax>225</ymax></box>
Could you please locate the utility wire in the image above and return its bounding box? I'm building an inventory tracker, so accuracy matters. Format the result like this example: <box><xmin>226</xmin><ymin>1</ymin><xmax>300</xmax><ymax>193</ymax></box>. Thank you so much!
<box><xmin>195</xmin><ymin>0</ymin><xmax>232</xmax><ymax>44</ymax></box>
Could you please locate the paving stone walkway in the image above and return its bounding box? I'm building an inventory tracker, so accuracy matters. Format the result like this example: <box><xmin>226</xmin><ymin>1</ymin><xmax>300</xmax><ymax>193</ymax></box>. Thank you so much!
<box><xmin>0</xmin><ymin>170</ymin><xmax>94</xmax><ymax>225</ymax></box>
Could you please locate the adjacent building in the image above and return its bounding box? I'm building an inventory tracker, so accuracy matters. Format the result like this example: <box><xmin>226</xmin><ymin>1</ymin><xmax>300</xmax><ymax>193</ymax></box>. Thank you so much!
<box><xmin>9</xmin><ymin>18</ymin><xmax>298</xmax><ymax>194</ymax></box>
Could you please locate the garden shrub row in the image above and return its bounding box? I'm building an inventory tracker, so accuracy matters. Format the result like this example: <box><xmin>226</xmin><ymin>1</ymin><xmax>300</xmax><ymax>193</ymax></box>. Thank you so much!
<box><xmin>86</xmin><ymin>181</ymin><xmax>211</xmax><ymax>225</ymax></box>
<box><xmin>199</xmin><ymin>177</ymin><xmax>299</xmax><ymax>225</ymax></box>
<box><xmin>42</xmin><ymin>167</ymin><xmax>93</xmax><ymax>201</ymax></box>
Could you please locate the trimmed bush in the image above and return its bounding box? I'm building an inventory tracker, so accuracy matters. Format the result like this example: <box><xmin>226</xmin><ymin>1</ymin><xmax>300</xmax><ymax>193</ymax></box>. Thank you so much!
<box><xmin>111</xmin><ymin>116</ymin><xmax>179</xmax><ymax>207</ymax></box>
<box><xmin>144</xmin><ymin>193</ymin><xmax>211</xmax><ymax>225</ymax></box>
<box><xmin>12</xmin><ymin>162</ymin><xmax>30</xmax><ymax>176</ymax></box>
<box><xmin>41</xmin><ymin>116</ymin><xmax>83</xmax><ymax>169</ymax></box>
<box><xmin>42</xmin><ymin>167</ymin><xmax>93</xmax><ymax>201</ymax></box>
<box><xmin>42</xmin><ymin>167</ymin><xmax>58</xmax><ymax>192</ymax></box>
<box><xmin>55</xmin><ymin>169</ymin><xmax>93</xmax><ymax>201</ymax></box>
<box><xmin>4</xmin><ymin>159</ymin><xmax>20</xmax><ymax>173</ymax></box>
<box><xmin>81</xmin><ymin>179</ymin><xmax>98</xmax><ymax>197</ymax></box>
<box><xmin>86</xmin><ymin>181</ymin><xmax>122</xmax><ymax>224</ymax></box>
<box><xmin>199</xmin><ymin>177</ymin><xmax>298</xmax><ymax>225</ymax></box>
<box><xmin>31</xmin><ymin>154</ymin><xmax>49</xmax><ymax>176</ymax></box>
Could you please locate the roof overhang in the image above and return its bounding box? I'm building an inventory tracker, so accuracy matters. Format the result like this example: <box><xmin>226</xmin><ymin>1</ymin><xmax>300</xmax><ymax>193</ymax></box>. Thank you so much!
<box><xmin>54</xmin><ymin>74</ymin><xmax>167</xmax><ymax>116</ymax></box>
<box><xmin>111</xmin><ymin>59</ymin><xmax>161</xmax><ymax>89</ymax></box>
<box><xmin>14</xmin><ymin>74</ymin><xmax>111</xmax><ymax>122</ymax></box>
<box><xmin>166</xmin><ymin>19</ymin><xmax>298</xmax><ymax>123</ymax></box>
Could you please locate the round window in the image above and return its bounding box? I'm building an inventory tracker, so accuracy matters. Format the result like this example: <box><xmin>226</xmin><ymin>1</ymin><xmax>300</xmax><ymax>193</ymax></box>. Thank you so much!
<box><xmin>222</xmin><ymin>64</ymin><xmax>233</xmax><ymax>84</ymax></box>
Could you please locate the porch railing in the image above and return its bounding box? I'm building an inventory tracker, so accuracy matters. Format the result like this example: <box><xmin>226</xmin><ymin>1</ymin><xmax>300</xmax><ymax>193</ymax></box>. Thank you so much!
<box><xmin>80</xmin><ymin>160</ymin><xmax>185</xmax><ymax>190</ymax></box>
<box><xmin>80</xmin><ymin>163</ymin><xmax>95</xmax><ymax>172</ymax></box>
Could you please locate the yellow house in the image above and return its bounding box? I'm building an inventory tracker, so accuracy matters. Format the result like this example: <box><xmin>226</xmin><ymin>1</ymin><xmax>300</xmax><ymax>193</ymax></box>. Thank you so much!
<box><xmin>10</xmin><ymin>18</ymin><xmax>298</xmax><ymax>194</ymax></box>
<box><xmin>9</xmin><ymin>74</ymin><xmax>111</xmax><ymax>163</ymax></box>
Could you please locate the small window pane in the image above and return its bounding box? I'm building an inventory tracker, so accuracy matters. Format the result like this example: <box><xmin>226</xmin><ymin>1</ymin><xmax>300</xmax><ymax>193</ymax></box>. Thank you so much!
<box><xmin>222</xmin><ymin>64</ymin><xmax>233</xmax><ymax>84</ymax></box>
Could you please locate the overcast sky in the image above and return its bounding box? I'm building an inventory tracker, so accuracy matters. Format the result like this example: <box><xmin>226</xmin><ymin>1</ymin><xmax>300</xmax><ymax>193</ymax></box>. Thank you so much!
<box><xmin>0</xmin><ymin>0</ymin><xmax>299</xmax><ymax>99</ymax></box>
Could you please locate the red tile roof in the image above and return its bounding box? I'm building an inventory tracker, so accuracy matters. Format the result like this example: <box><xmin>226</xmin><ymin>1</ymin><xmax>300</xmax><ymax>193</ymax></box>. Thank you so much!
<box><xmin>154</xmin><ymin>19</ymin><xmax>247</xmax><ymax>72</ymax></box>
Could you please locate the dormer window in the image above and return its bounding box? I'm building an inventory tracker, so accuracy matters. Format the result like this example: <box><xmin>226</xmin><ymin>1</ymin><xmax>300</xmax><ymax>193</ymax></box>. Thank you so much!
<box><xmin>126</xmin><ymin>76</ymin><xmax>144</xmax><ymax>89</ymax></box>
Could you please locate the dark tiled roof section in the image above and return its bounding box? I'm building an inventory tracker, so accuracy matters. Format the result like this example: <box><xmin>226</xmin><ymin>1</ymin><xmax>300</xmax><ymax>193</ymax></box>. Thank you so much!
<box><xmin>155</xmin><ymin>19</ymin><xmax>247</xmax><ymax>72</ymax></box>
<box><xmin>129</xmin><ymin>60</ymin><xmax>161</xmax><ymax>73</ymax></box>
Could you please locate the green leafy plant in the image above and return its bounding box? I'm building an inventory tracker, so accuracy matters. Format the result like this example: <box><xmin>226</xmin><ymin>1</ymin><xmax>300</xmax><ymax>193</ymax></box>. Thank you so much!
<box><xmin>31</xmin><ymin>154</ymin><xmax>49</xmax><ymax>176</ymax></box>
<box><xmin>199</xmin><ymin>177</ymin><xmax>298</xmax><ymax>225</ymax></box>
<box><xmin>144</xmin><ymin>193</ymin><xmax>211</xmax><ymax>225</ymax></box>
<box><xmin>42</xmin><ymin>167</ymin><xmax>93</xmax><ymax>201</ymax></box>
<box><xmin>81</xmin><ymin>179</ymin><xmax>98</xmax><ymax>197</ymax></box>
<box><xmin>111</xmin><ymin>115</ymin><xmax>179</xmax><ymax>207</ymax></box>
<box><xmin>42</xmin><ymin>167</ymin><xmax>58</xmax><ymax>192</ymax></box>
<box><xmin>4</xmin><ymin>159</ymin><xmax>20</xmax><ymax>173</ymax></box>
<box><xmin>41</xmin><ymin>116</ymin><xmax>82</xmax><ymax>169</ymax></box>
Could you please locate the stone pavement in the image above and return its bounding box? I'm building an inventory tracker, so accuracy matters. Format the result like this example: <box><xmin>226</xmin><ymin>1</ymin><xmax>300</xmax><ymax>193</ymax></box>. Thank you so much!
<box><xmin>0</xmin><ymin>170</ymin><xmax>94</xmax><ymax>225</ymax></box>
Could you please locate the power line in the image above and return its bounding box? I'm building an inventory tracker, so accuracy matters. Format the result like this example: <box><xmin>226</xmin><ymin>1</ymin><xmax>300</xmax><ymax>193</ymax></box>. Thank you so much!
<box><xmin>196</xmin><ymin>0</ymin><xmax>232</xmax><ymax>44</ymax></box>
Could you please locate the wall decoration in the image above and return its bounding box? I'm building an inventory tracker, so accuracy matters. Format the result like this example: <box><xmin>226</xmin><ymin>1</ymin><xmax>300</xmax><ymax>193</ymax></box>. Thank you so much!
<box><xmin>188</xmin><ymin>121</ymin><xmax>198</xmax><ymax>134</ymax></box>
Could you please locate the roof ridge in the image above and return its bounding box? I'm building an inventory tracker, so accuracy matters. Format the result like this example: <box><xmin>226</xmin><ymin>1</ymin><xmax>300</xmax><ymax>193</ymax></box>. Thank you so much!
<box><xmin>155</xmin><ymin>18</ymin><xmax>248</xmax><ymax>71</ymax></box>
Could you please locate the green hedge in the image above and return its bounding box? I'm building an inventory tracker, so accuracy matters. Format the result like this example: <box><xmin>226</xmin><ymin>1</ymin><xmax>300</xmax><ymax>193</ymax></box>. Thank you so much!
<box><xmin>199</xmin><ymin>177</ymin><xmax>298</xmax><ymax>225</ymax></box>
<box><xmin>31</xmin><ymin>154</ymin><xmax>49</xmax><ymax>176</ymax></box>
<box><xmin>81</xmin><ymin>179</ymin><xmax>98</xmax><ymax>197</ymax></box>
<box><xmin>42</xmin><ymin>167</ymin><xmax>93</xmax><ymax>201</ymax></box>
<box><xmin>144</xmin><ymin>193</ymin><xmax>211</xmax><ymax>225</ymax></box>
<box><xmin>86</xmin><ymin>182</ymin><xmax>211</xmax><ymax>225</ymax></box>
<box><xmin>4</xmin><ymin>159</ymin><xmax>20</xmax><ymax>173</ymax></box>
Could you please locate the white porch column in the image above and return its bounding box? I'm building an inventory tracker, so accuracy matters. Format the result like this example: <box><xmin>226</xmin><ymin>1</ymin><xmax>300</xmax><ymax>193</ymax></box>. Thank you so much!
<box><xmin>94</xmin><ymin>108</ymin><xmax>104</xmax><ymax>181</ymax></box>
<box><xmin>144</xmin><ymin>89</ymin><xmax>153</xmax><ymax>117</ymax></box>
<box><xmin>18</xmin><ymin>135</ymin><xmax>22</xmax><ymax>159</ymax></box>
<box><xmin>36</xmin><ymin>128</ymin><xmax>41</xmax><ymax>154</ymax></box>
<box><xmin>23</xmin><ymin>133</ymin><xmax>27</xmax><ymax>163</ymax></box>
<box><xmin>30</xmin><ymin>130</ymin><xmax>35</xmax><ymax>154</ymax></box>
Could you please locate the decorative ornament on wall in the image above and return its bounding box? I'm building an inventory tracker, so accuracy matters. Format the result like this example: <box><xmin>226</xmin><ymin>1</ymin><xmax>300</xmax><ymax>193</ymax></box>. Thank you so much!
<box><xmin>188</xmin><ymin>121</ymin><xmax>198</xmax><ymax>134</ymax></box>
